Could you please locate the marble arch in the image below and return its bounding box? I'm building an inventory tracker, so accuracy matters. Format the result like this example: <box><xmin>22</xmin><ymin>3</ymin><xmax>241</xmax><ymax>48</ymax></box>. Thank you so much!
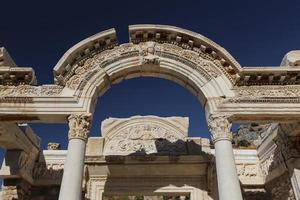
<box><xmin>52</xmin><ymin>24</ymin><xmax>239</xmax><ymax>118</ymax></box>
<box><xmin>0</xmin><ymin>25</ymin><xmax>300</xmax><ymax>122</ymax></box>
<box><xmin>1</xmin><ymin>24</ymin><xmax>300</xmax><ymax>200</ymax></box>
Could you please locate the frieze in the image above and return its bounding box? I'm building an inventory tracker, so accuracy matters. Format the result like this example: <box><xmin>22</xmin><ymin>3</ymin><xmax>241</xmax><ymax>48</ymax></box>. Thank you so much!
<box><xmin>104</xmin><ymin>123</ymin><xmax>187</xmax><ymax>155</ymax></box>
<box><xmin>225</xmin><ymin>97</ymin><xmax>300</xmax><ymax>104</ymax></box>
<box><xmin>235</xmin><ymin>86</ymin><xmax>300</xmax><ymax>98</ymax></box>
<box><xmin>130</xmin><ymin>27</ymin><xmax>240</xmax><ymax>83</ymax></box>
<box><xmin>64</xmin><ymin>42</ymin><xmax>223</xmax><ymax>92</ymax></box>
<box><xmin>0</xmin><ymin>97</ymin><xmax>33</xmax><ymax>103</ymax></box>
<box><xmin>157</xmin><ymin>43</ymin><xmax>221</xmax><ymax>78</ymax></box>
<box><xmin>0</xmin><ymin>85</ymin><xmax>63</xmax><ymax>99</ymax></box>
<box><xmin>222</xmin><ymin>86</ymin><xmax>300</xmax><ymax>104</ymax></box>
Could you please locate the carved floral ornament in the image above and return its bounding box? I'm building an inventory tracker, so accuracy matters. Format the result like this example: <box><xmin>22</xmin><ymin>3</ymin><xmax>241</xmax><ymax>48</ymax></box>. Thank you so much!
<box><xmin>222</xmin><ymin>85</ymin><xmax>300</xmax><ymax>104</ymax></box>
<box><xmin>68</xmin><ymin>113</ymin><xmax>92</xmax><ymax>141</ymax></box>
<box><xmin>104</xmin><ymin>122</ymin><xmax>186</xmax><ymax>155</ymax></box>
<box><xmin>235</xmin><ymin>86</ymin><xmax>300</xmax><ymax>98</ymax></box>
<box><xmin>0</xmin><ymin>85</ymin><xmax>63</xmax><ymax>98</ymax></box>
<box><xmin>64</xmin><ymin>42</ymin><xmax>222</xmax><ymax>91</ymax></box>
<box><xmin>207</xmin><ymin>114</ymin><xmax>233</xmax><ymax>142</ymax></box>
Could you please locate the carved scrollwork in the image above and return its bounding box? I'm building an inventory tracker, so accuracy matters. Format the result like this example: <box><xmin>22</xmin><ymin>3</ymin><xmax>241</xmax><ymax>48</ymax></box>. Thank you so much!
<box><xmin>68</xmin><ymin>113</ymin><xmax>92</xmax><ymax>141</ymax></box>
<box><xmin>207</xmin><ymin>114</ymin><xmax>233</xmax><ymax>142</ymax></box>
<box><xmin>235</xmin><ymin>86</ymin><xmax>300</xmax><ymax>98</ymax></box>
<box><xmin>0</xmin><ymin>85</ymin><xmax>63</xmax><ymax>100</ymax></box>
<box><xmin>64</xmin><ymin>41</ymin><xmax>222</xmax><ymax>92</ymax></box>
<box><xmin>158</xmin><ymin>43</ymin><xmax>221</xmax><ymax>78</ymax></box>
<box><xmin>225</xmin><ymin>86</ymin><xmax>300</xmax><ymax>104</ymax></box>
<box><xmin>104</xmin><ymin>122</ymin><xmax>187</xmax><ymax>155</ymax></box>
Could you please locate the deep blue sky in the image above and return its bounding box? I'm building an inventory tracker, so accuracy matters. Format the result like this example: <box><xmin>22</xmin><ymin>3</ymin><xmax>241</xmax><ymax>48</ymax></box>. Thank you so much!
<box><xmin>0</xmin><ymin>0</ymin><xmax>300</xmax><ymax>153</ymax></box>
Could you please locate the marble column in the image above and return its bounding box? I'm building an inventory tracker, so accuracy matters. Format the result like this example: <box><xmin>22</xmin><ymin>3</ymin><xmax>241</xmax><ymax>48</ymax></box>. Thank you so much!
<box><xmin>59</xmin><ymin>113</ymin><xmax>92</xmax><ymax>200</ymax></box>
<box><xmin>290</xmin><ymin>168</ymin><xmax>300</xmax><ymax>200</ymax></box>
<box><xmin>208</xmin><ymin>114</ymin><xmax>243</xmax><ymax>200</ymax></box>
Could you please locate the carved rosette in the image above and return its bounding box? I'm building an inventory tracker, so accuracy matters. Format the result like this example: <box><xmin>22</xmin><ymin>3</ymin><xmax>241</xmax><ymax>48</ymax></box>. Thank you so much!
<box><xmin>68</xmin><ymin>113</ymin><xmax>92</xmax><ymax>142</ymax></box>
<box><xmin>207</xmin><ymin>114</ymin><xmax>233</xmax><ymax>143</ymax></box>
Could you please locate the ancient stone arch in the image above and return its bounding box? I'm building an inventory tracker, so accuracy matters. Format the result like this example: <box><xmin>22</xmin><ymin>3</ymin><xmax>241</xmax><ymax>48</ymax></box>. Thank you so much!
<box><xmin>1</xmin><ymin>24</ymin><xmax>300</xmax><ymax>200</ymax></box>
<box><xmin>52</xmin><ymin>24</ymin><xmax>239</xmax><ymax>115</ymax></box>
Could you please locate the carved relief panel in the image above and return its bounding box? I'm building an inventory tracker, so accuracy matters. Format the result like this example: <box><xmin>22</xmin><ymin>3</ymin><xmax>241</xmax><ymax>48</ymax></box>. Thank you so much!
<box><xmin>101</xmin><ymin>116</ymin><xmax>188</xmax><ymax>155</ymax></box>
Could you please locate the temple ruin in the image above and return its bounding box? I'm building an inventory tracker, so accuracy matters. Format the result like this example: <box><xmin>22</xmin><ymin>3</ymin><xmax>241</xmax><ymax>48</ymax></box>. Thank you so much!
<box><xmin>0</xmin><ymin>25</ymin><xmax>300</xmax><ymax>200</ymax></box>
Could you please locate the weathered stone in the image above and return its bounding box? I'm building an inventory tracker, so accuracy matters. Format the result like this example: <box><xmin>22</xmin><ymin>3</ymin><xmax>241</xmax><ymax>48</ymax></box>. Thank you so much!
<box><xmin>101</xmin><ymin>115</ymin><xmax>188</xmax><ymax>155</ymax></box>
<box><xmin>0</xmin><ymin>47</ymin><xmax>17</xmax><ymax>67</ymax></box>
<box><xmin>0</xmin><ymin>25</ymin><xmax>300</xmax><ymax>200</ymax></box>
<box><xmin>47</xmin><ymin>143</ymin><xmax>61</xmax><ymax>150</ymax></box>
<box><xmin>233</xmin><ymin>123</ymin><xmax>270</xmax><ymax>148</ymax></box>
<box><xmin>281</xmin><ymin>50</ymin><xmax>300</xmax><ymax>67</ymax></box>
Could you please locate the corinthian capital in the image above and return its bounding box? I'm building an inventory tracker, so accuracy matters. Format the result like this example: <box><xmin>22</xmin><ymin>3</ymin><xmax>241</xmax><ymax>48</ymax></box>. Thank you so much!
<box><xmin>68</xmin><ymin>113</ymin><xmax>92</xmax><ymax>142</ymax></box>
<box><xmin>207</xmin><ymin>114</ymin><xmax>233</xmax><ymax>143</ymax></box>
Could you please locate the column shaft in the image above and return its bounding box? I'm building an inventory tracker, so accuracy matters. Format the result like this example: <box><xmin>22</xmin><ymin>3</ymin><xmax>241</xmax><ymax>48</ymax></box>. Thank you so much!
<box><xmin>59</xmin><ymin>113</ymin><xmax>92</xmax><ymax>200</ymax></box>
<box><xmin>59</xmin><ymin>139</ymin><xmax>86</xmax><ymax>200</ymax></box>
<box><xmin>215</xmin><ymin>139</ymin><xmax>243</xmax><ymax>200</ymax></box>
<box><xmin>208</xmin><ymin>114</ymin><xmax>243</xmax><ymax>200</ymax></box>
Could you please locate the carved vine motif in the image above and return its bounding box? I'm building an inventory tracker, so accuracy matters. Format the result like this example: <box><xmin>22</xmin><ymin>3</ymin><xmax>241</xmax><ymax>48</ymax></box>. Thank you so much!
<box><xmin>65</xmin><ymin>42</ymin><xmax>222</xmax><ymax>91</ymax></box>
<box><xmin>105</xmin><ymin>123</ymin><xmax>186</xmax><ymax>155</ymax></box>
<box><xmin>225</xmin><ymin>86</ymin><xmax>300</xmax><ymax>104</ymax></box>
<box><xmin>157</xmin><ymin>43</ymin><xmax>221</xmax><ymax>78</ymax></box>
<box><xmin>68</xmin><ymin>113</ymin><xmax>92</xmax><ymax>141</ymax></box>
<box><xmin>207</xmin><ymin>114</ymin><xmax>233</xmax><ymax>142</ymax></box>
<box><xmin>0</xmin><ymin>85</ymin><xmax>63</xmax><ymax>100</ymax></box>
<box><xmin>236</xmin><ymin>86</ymin><xmax>300</xmax><ymax>98</ymax></box>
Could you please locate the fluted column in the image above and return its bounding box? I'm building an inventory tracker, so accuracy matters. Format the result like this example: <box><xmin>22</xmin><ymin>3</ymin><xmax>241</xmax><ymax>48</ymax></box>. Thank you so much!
<box><xmin>59</xmin><ymin>113</ymin><xmax>92</xmax><ymax>200</ymax></box>
<box><xmin>208</xmin><ymin>114</ymin><xmax>243</xmax><ymax>200</ymax></box>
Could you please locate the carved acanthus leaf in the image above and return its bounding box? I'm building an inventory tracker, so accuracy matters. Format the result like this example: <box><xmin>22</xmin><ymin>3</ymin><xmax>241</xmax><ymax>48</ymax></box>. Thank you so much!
<box><xmin>68</xmin><ymin>113</ymin><xmax>92</xmax><ymax>141</ymax></box>
<box><xmin>207</xmin><ymin>114</ymin><xmax>233</xmax><ymax>142</ymax></box>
